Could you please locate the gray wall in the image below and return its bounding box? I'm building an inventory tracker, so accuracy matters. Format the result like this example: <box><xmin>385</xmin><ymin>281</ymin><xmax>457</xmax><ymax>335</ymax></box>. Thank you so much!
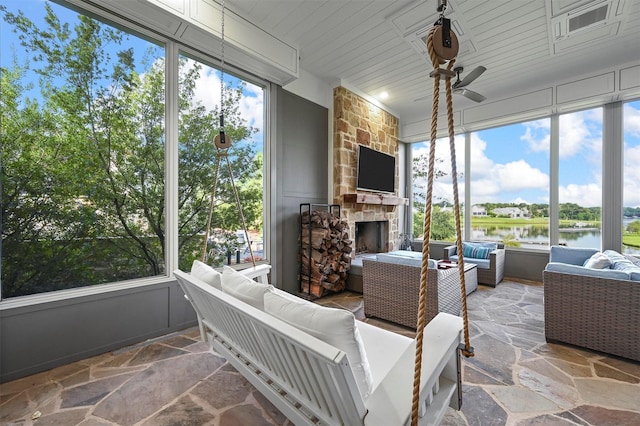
<box><xmin>270</xmin><ymin>86</ymin><xmax>329</xmax><ymax>294</ymax></box>
<box><xmin>0</xmin><ymin>281</ymin><xmax>195</xmax><ymax>383</ymax></box>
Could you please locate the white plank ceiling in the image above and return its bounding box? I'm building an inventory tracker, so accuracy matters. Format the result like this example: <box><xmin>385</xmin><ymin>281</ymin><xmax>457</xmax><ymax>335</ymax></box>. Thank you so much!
<box><xmin>224</xmin><ymin>0</ymin><xmax>640</xmax><ymax>127</ymax></box>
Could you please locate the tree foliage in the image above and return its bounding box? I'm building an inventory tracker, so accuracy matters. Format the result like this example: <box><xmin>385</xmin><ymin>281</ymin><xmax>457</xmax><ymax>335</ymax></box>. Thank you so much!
<box><xmin>627</xmin><ymin>220</ymin><xmax>640</xmax><ymax>234</ymax></box>
<box><xmin>1</xmin><ymin>4</ymin><xmax>262</xmax><ymax>297</ymax></box>
<box><xmin>412</xmin><ymin>150</ymin><xmax>461</xmax><ymax>241</ymax></box>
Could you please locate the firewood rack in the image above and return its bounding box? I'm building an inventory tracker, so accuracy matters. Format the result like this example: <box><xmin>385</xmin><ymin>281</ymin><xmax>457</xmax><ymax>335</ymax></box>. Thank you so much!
<box><xmin>298</xmin><ymin>203</ymin><xmax>341</xmax><ymax>299</ymax></box>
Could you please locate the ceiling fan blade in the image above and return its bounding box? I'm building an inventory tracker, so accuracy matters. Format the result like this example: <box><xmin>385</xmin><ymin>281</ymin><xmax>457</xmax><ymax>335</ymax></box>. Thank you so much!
<box><xmin>453</xmin><ymin>66</ymin><xmax>486</xmax><ymax>89</ymax></box>
<box><xmin>454</xmin><ymin>88</ymin><xmax>486</xmax><ymax>102</ymax></box>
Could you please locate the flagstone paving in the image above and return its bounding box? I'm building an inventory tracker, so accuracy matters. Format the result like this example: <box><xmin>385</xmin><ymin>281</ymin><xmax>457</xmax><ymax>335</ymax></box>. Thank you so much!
<box><xmin>1</xmin><ymin>280</ymin><xmax>639</xmax><ymax>425</ymax></box>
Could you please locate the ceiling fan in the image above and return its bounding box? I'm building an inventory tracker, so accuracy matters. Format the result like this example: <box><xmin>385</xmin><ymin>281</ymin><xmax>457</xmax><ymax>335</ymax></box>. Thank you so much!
<box><xmin>453</xmin><ymin>66</ymin><xmax>486</xmax><ymax>102</ymax></box>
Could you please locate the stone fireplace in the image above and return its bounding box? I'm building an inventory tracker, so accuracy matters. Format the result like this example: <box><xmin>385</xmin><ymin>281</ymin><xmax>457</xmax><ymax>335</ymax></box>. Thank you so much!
<box><xmin>332</xmin><ymin>86</ymin><xmax>402</xmax><ymax>255</ymax></box>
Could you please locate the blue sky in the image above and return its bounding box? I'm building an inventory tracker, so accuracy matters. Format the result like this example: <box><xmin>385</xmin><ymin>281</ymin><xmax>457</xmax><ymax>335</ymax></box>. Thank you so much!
<box><xmin>1</xmin><ymin>0</ymin><xmax>264</xmax><ymax>147</ymax></box>
<box><xmin>413</xmin><ymin>100</ymin><xmax>640</xmax><ymax>208</ymax></box>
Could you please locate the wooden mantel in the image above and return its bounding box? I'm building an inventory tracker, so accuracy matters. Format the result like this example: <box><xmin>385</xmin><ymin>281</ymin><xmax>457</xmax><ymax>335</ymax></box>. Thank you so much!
<box><xmin>343</xmin><ymin>193</ymin><xmax>408</xmax><ymax>206</ymax></box>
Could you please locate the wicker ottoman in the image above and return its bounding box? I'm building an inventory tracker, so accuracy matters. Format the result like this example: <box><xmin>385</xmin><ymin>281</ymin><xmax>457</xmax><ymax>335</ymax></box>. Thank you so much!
<box><xmin>362</xmin><ymin>259</ymin><xmax>466</xmax><ymax>329</ymax></box>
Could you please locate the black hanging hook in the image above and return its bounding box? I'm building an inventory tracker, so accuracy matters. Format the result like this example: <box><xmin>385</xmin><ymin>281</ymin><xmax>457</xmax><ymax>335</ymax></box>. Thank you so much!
<box><xmin>218</xmin><ymin>114</ymin><xmax>228</xmax><ymax>147</ymax></box>
<box><xmin>435</xmin><ymin>0</ymin><xmax>452</xmax><ymax>49</ymax></box>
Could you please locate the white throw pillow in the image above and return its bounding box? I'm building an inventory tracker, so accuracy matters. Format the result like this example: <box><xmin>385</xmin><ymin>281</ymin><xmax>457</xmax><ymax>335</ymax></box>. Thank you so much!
<box><xmin>263</xmin><ymin>291</ymin><xmax>373</xmax><ymax>400</ymax></box>
<box><xmin>221</xmin><ymin>266</ymin><xmax>273</xmax><ymax>310</ymax></box>
<box><xmin>190</xmin><ymin>260</ymin><xmax>222</xmax><ymax>290</ymax></box>
<box><xmin>583</xmin><ymin>252</ymin><xmax>612</xmax><ymax>269</ymax></box>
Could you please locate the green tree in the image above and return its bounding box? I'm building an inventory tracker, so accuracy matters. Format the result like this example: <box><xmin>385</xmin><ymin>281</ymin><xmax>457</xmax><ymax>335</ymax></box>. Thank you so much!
<box><xmin>175</xmin><ymin>60</ymin><xmax>261</xmax><ymax>269</ymax></box>
<box><xmin>627</xmin><ymin>220</ymin><xmax>640</xmax><ymax>234</ymax></box>
<box><xmin>413</xmin><ymin>207</ymin><xmax>456</xmax><ymax>241</ymax></box>
<box><xmin>412</xmin><ymin>151</ymin><xmax>461</xmax><ymax>241</ymax></box>
<box><xmin>1</xmin><ymin>4</ymin><xmax>261</xmax><ymax>296</ymax></box>
<box><xmin>501</xmin><ymin>234</ymin><xmax>521</xmax><ymax>247</ymax></box>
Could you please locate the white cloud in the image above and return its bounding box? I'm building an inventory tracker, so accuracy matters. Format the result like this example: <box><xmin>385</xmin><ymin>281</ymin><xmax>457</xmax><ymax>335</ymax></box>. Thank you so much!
<box><xmin>559</xmin><ymin>109</ymin><xmax>602</xmax><ymax>159</ymax></box>
<box><xmin>511</xmin><ymin>197</ymin><xmax>530</xmax><ymax>204</ymax></box>
<box><xmin>413</xmin><ymin>131</ymin><xmax>549</xmax><ymax>202</ymax></box>
<box><xmin>520</xmin><ymin>118</ymin><xmax>550</xmax><ymax>152</ymax></box>
<box><xmin>493</xmin><ymin>160</ymin><xmax>549</xmax><ymax>191</ymax></box>
<box><xmin>624</xmin><ymin>144</ymin><xmax>640</xmax><ymax>207</ymax></box>
<box><xmin>559</xmin><ymin>183</ymin><xmax>601</xmax><ymax>207</ymax></box>
<box><xmin>185</xmin><ymin>58</ymin><xmax>264</xmax><ymax>135</ymax></box>
<box><xmin>467</xmin><ymin>133</ymin><xmax>548</xmax><ymax>202</ymax></box>
<box><xmin>239</xmin><ymin>82</ymin><xmax>264</xmax><ymax>131</ymax></box>
<box><xmin>624</xmin><ymin>103</ymin><xmax>640</xmax><ymax>138</ymax></box>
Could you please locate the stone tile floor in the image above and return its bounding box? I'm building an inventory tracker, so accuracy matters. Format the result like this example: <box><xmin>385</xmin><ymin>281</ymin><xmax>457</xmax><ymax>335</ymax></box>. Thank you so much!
<box><xmin>1</xmin><ymin>280</ymin><xmax>639</xmax><ymax>425</ymax></box>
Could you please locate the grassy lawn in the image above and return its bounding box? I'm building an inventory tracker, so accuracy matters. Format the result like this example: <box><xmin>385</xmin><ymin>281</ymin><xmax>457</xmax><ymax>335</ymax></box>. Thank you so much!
<box><xmin>471</xmin><ymin>217</ymin><xmax>547</xmax><ymax>226</ymax></box>
<box><xmin>623</xmin><ymin>234</ymin><xmax>640</xmax><ymax>248</ymax></box>
<box><xmin>470</xmin><ymin>217</ymin><xmax>600</xmax><ymax>228</ymax></box>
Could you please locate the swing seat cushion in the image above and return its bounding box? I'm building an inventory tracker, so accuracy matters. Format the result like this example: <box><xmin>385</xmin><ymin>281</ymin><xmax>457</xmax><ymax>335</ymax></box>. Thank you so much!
<box><xmin>264</xmin><ymin>290</ymin><xmax>374</xmax><ymax>400</ymax></box>
<box><xmin>221</xmin><ymin>265</ymin><xmax>274</xmax><ymax>310</ymax></box>
<box><xmin>191</xmin><ymin>260</ymin><xmax>222</xmax><ymax>289</ymax></box>
<box><xmin>376</xmin><ymin>250</ymin><xmax>438</xmax><ymax>269</ymax></box>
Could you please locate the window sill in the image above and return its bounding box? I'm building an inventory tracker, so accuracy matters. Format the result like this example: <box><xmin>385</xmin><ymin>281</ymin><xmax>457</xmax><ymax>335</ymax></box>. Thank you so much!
<box><xmin>0</xmin><ymin>275</ymin><xmax>174</xmax><ymax>311</ymax></box>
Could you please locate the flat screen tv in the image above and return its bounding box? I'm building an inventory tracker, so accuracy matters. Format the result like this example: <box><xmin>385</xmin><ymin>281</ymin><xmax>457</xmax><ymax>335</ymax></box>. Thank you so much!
<box><xmin>356</xmin><ymin>145</ymin><xmax>395</xmax><ymax>193</ymax></box>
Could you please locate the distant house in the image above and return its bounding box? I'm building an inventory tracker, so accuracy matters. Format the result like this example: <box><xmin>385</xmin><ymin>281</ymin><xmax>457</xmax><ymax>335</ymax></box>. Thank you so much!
<box><xmin>492</xmin><ymin>207</ymin><xmax>530</xmax><ymax>218</ymax></box>
<box><xmin>471</xmin><ymin>205</ymin><xmax>487</xmax><ymax>216</ymax></box>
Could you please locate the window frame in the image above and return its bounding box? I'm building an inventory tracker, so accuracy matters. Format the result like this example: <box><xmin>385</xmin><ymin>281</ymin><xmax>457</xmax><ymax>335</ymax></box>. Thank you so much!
<box><xmin>0</xmin><ymin>2</ymin><xmax>271</xmax><ymax>304</ymax></box>
<box><xmin>406</xmin><ymin>99</ymin><xmax>639</xmax><ymax>255</ymax></box>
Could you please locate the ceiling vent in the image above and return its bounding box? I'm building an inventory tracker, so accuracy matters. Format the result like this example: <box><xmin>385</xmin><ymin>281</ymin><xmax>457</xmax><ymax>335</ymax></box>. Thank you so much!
<box><xmin>568</xmin><ymin>3</ymin><xmax>608</xmax><ymax>31</ymax></box>
<box><xmin>547</xmin><ymin>0</ymin><xmax>628</xmax><ymax>54</ymax></box>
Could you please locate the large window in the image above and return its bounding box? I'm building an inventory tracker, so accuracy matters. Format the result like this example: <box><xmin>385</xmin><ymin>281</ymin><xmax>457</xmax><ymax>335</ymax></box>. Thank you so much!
<box><xmin>177</xmin><ymin>54</ymin><xmax>265</xmax><ymax>270</ymax></box>
<box><xmin>1</xmin><ymin>2</ymin><xmax>165</xmax><ymax>298</ymax></box>
<box><xmin>623</xmin><ymin>100</ymin><xmax>640</xmax><ymax>254</ymax></box>
<box><xmin>1</xmin><ymin>2</ymin><xmax>267</xmax><ymax>299</ymax></box>
<box><xmin>558</xmin><ymin>108</ymin><xmax>603</xmax><ymax>248</ymax></box>
<box><xmin>411</xmin><ymin>136</ymin><xmax>465</xmax><ymax>242</ymax></box>
<box><xmin>470</xmin><ymin>120</ymin><xmax>550</xmax><ymax>248</ymax></box>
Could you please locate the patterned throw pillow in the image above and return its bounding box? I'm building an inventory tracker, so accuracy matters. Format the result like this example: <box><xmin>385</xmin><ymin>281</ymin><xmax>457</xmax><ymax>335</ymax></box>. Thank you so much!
<box><xmin>462</xmin><ymin>242</ymin><xmax>492</xmax><ymax>259</ymax></box>
<box><xmin>624</xmin><ymin>254</ymin><xmax>640</xmax><ymax>266</ymax></box>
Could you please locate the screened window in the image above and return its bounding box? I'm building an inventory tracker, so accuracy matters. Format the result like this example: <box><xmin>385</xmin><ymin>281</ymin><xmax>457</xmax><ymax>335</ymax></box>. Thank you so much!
<box><xmin>1</xmin><ymin>2</ymin><xmax>165</xmax><ymax>298</ymax></box>
<box><xmin>176</xmin><ymin>54</ymin><xmax>265</xmax><ymax>270</ymax></box>
<box><xmin>623</xmin><ymin>100</ymin><xmax>640</xmax><ymax>254</ymax></box>
<box><xmin>558</xmin><ymin>108</ymin><xmax>603</xmax><ymax>248</ymax></box>
<box><xmin>470</xmin><ymin>120</ymin><xmax>550</xmax><ymax>248</ymax></box>
<box><xmin>411</xmin><ymin>136</ymin><xmax>465</xmax><ymax>241</ymax></box>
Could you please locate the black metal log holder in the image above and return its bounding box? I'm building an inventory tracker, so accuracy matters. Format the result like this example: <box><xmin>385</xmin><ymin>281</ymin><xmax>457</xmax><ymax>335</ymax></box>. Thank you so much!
<box><xmin>298</xmin><ymin>203</ymin><xmax>341</xmax><ymax>299</ymax></box>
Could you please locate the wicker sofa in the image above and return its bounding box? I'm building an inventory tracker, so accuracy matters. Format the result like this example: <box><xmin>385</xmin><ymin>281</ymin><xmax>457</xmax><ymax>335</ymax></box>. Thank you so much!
<box><xmin>543</xmin><ymin>246</ymin><xmax>640</xmax><ymax>362</ymax></box>
<box><xmin>362</xmin><ymin>251</ymin><xmax>475</xmax><ymax>329</ymax></box>
<box><xmin>443</xmin><ymin>242</ymin><xmax>505</xmax><ymax>286</ymax></box>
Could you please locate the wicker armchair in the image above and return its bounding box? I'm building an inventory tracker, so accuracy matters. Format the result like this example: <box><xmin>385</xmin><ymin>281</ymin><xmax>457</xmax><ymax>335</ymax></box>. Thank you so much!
<box><xmin>443</xmin><ymin>242</ymin><xmax>505</xmax><ymax>286</ymax></box>
<box><xmin>362</xmin><ymin>259</ymin><xmax>462</xmax><ymax>329</ymax></box>
<box><xmin>543</xmin><ymin>247</ymin><xmax>640</xmax><ymax>362</ymax></box>
<box><xmin>543</xmin><ymin>270</ymin><xmax>640</xmax><ymax>362</ymax></box>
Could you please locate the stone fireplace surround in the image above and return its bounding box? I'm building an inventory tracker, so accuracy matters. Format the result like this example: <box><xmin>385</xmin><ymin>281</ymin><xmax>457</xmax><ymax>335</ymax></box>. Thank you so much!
<box><xmin>332</xmin><ymin>86</ymin><xmax>402</xmax><ymax>256</ymax></box>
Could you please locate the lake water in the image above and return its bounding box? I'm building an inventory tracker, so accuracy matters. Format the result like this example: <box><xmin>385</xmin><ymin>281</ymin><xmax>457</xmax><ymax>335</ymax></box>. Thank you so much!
<box><xmin>471</xmin><ymin>218</ymin><xmax>640</xmax><ymax>254</ymax></box>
